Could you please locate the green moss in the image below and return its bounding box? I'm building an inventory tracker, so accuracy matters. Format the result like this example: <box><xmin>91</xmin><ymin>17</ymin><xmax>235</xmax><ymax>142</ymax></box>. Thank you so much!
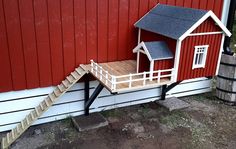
<box><xmin>160</xmin><ymin>111</ymin><xmax>212</xmax><ymax>148</ymax></box>
<box><xmin>101</xmin><ymin>109</ymin><xmax>123</xmax><ymax>118</ymax></box>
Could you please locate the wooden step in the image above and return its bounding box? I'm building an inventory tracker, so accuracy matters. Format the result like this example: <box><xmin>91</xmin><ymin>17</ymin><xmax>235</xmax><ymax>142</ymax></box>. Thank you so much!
<box><xmin>57</xmin><ymin>84</ymin><xmax>65</xmax><ymax>92</ymax></box>
<box><xmin>53</xmin><ymin>89</ymin><xmax>61</xmax><ymax>97</ymax></box>
<box><xmin>62</xmin><ymin>80</ymin><xmax>69</xmax><ymax>88</ymax></box>
<box><xmin>75</xmin><ymin>67</ymin><xmax>83</xmax><ymax>75</ymax></box>
<box><xmin>49</xmin><ymin>93</ymin><xmax>56</xmax><ymax>102</ymax></box>
<box><xmin>44</xmin><ymin>98</ymin><xmax>51</xmax><ymax>107</ymax></box>
<box><xmin>35</xmin><ymin>107</ymin><xmax>40</xmax><ymax>116</ymax></box>
<box><xmin>1</xmin><ymin>137</ymin><xmax>6</xmax><ymax>149</ymax></box>
<box><xmin>11</xmin><ymin>129</ymin><xmax>15</xmax><ymax>140</ymax></box>
<box><xmin>66</xmin><ymin>76</ymin><xmax>74</xmax><ymax>84</ymax></box>
<box><xmin>70</xmin><ymin>72</ymin><xmax>78</xmax><ymax>79</ymax></box>
<box><xmin>16</xmin><ymin>124</ymin><xmax>20</xmax><ymax>134</ymax></box>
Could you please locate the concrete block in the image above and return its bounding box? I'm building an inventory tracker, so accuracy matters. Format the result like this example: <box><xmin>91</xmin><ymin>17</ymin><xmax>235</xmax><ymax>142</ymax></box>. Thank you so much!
<box><xmin>72</xmin><ymin>113</ymin><xmax>108</xmax><ymax>132</ymax></box>
<box><xmin>156</xmin><ymin>97</ymin><xmax>190</xmax><ymax>111</ymax></box>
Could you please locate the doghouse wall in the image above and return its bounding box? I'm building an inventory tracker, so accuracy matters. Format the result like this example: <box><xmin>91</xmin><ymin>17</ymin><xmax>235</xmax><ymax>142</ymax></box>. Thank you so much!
<box><xmin>0</xmin><ymin>0</ymin><xmax>224</xmax><ymax>92</ymax></box>
<box><xmin>177</xmin><ymin>16</ymin><xmax>223</xmax><ymax>81</ymax></box>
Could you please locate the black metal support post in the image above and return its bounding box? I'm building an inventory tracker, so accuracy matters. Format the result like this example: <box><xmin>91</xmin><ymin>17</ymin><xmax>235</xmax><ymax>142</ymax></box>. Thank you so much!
<box><xmin>84</xmin><ymin>83</ymin><xmax>104</xmax><ymax>115</ymax></box>
<box><xmin>84</xmin><ymin>74</ymin><xmax>90</xmax><ymax>115</ymax></box>
<box><xmin>223</xmin><ymin>0</ymin><xmax>236</xmax><ymax>55</ymax></box>
<box><xmin>161</xmin><ymin>81</ymin><xmax>182</xmax><ymax>100</ymax></box>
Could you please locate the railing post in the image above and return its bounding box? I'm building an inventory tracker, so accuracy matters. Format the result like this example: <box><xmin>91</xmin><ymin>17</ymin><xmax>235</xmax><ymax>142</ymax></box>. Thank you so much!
<box><xmin>171</xmin><ymin>69</ymin><xmax>175</xmax><ymax>82</ymax></box>
<box><xmin>105</xmin><ymin>71</ymin><xmax>108</xmax><ymax>85</ymax></box>
<box><xmin>95</xmin><ymin>64</ymin><xmax>98</xmax><ymax>76</ymax></box>
<box><xmin>100</xmin><ymin>66</ymin><xmax>103</xmax><ymax>80</ymax></box>
<box><xmin>129</xmin><ymin>74</ymin><xmax>132</xmax><ymax>88</ymax></box>
<box><xmin>158</xmin><ymin>70</ymin><xmax>161</xmax><ymax>83</ymax></box>
<box><xmin>111</xmin><ymin>76</ymin><xmax>116</xmax><ymax>90</ymax></box>
<box><xmin>143</xmin><ymin>71</ymin><xmax>146</xmax><ymax>86</ymax></box>
<box><xmin>90</xmin><ymin>60</ymin><xmax>94</xmax><ymax>72</ymax></box>
<box><xmin>114</xmin><ymin>77</ymin><xmax>116</xmax><ymax>90</ymax></box>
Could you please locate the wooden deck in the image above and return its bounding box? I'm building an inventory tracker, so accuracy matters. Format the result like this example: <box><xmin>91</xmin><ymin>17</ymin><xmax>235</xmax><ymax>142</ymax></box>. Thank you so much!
<box><xmin>82</xmin><ymin>60</ymin><xmax>173</xmax><ymax>93</ymax></box>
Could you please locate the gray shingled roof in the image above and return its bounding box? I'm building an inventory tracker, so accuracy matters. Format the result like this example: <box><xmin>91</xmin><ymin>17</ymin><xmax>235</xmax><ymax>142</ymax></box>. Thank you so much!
<box><xmin>135</xmin><ymin>4</ymin><xmax>208</xmax><ymax>39</ymax></box>
<box><xmin>144</xmin><ymin>41</ymin><xmax>173</xmax><ymax>60</ymax></box>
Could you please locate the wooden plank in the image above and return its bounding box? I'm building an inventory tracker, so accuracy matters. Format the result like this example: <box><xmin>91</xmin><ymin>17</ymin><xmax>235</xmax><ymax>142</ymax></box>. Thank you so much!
<box><xmin>159</xmin><ymin>0</ymin><xmax>167</xmax><ymax>4</ymax></box>
<box><xmin>139</xmin><ymin>0</ymin><xmax>149</xmax><ymax>18</ymax></box>
<box><xmin>199</xmin><ymin>0</ymin><xmax>207</xmax><ymax>10</ymax></box>
<box><xmin>118</xmin><ymin>0</ymin><xmax>129</xmax><ymax>60</ymax></box>
<box><xmin>167</xmin><ymin>0</ymin><xmax>175</xmax><ymax>5</ymax></box>
<box><xmin>149</xmin><ymin>0</ymin><xmax>157</xmax><ymax>9</ymax></box>
<box><xmin>183</xmin><ymin>0</ymin><xmax>192</xmax><ymax>7</ymax></box>
<box><xmin>34</xmin><ymin>0</ymin><xmax>52</xmax><ymax>87</ymax></box>
<box><xmin>87</xmin><ymin>60</ymin><xmax>172</xmax><ymax>92</ymax></box>
<box><xmin>18</xmin><ymin>0</ymin><xmax>39</xmax><ymax>89</ymax></box>
<box><xmin>175</xmin><ymin>0</ymin><xmax>184</xmax><ymax>6</ymax></box>
<box><xmin>214</xmin><ymin>0</ymin><xmax>223</xmax><ymax>18</ymax></box>
<box><xmin>61</xmin><ymin>0</ymin><xmax>75</xmax><ymax>75</ymax></box>
<box><xmin>74</xmin><ymin>0</ymin><xmax>87</xmax><ymax>64</ymax></box>
<box><xmin>3</xmin><ymin>0</ymin><xmax>26</xmax><ymax>90</ymax></box>
<box><xmin>191</xmin><ymin>0</ymin><xmax>199</xmax><ymax>9</ymax></box>
<box><xmin>128</xmin><ymin>0</ymin><xmax>140</xmax><ymax>59</ymax></box>
<box><xmin>0</xmin><ymin>0</ymin><xmax>13</xmax><ymax>92</ymax></box>
<box><xmin>108</xmin><ymin>0</ymin><xmax>119</xmax><ymax>62</ymax></box>
<box><xmin>86</xmin><ymin>0</ymin><xmax>98</xmax><ymax>62</ymax></box>
<box><xmin>47</xmin><ymin>0</ymin><xmax>65</xmax><ymax>85</ymax></box>
<box><xmin>97</xmin><ymin>0</ymin><xmax>108</xmax><ymax>62</ymax></box>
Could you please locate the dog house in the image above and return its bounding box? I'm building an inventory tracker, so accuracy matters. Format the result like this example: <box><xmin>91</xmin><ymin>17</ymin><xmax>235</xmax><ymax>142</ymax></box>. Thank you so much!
<box><xmin>133</xmin><ymin>4</ymin><xmax>231</xmax><ymax>82</ymax></box>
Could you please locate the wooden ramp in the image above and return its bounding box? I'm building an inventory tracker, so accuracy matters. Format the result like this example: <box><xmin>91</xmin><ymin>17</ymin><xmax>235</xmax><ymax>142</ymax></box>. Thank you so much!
<box><xmin>83</xmin><ymin>60</ymin><xmax>174</xmax><ymax>93</ymax></box>
<box><xmin>1</xmin><ymin>66</ymin><xmax>87</xmax><ymax>149</ymax></box>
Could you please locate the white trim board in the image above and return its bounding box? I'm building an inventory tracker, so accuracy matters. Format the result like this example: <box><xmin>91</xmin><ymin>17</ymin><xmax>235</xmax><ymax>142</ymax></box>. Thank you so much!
<box><xmin>221</xmin><ymin>0</ymin><xmax>231</xmax><ymax>25</ymax></box>
<box><xmin>0</xmin><ymin>78</ymin><xmax>212</xmax><ymax>132</ymax></box>
<box><xmin>179</xmin><ymin>11</ymin><xmax>231</xmax><ymax>41</ymax></box>
<box><xmin>189</xmin><ymin>32</ymin><xmax>223</xmax><ymax>36</ymax></box>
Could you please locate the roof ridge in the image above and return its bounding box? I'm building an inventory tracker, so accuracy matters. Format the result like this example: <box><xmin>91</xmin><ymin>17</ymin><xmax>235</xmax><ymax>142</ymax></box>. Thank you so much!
<box><xmin>149</xmin><ymin>12</ymin><xmax>200</xmax><ymax>22</ymax></box>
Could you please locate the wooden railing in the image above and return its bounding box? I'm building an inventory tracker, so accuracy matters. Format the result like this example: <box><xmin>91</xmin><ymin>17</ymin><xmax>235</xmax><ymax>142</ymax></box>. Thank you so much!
<box><xmin>90</xmin><ymin>60</ymin><xmax>174</xmax><ymax>90</ymax></box>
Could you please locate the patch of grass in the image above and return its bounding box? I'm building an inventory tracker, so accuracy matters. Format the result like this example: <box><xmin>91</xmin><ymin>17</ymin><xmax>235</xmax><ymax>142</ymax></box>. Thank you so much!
<box><xmin>101</xmin><ymin>109</ymin><xmax>123</xmax><ymax>118</ymax></box>
<box><xmin>139</xmin><ymin>104</ymin><xmax>151</xmax><ymax>115</ymax></box>
<box><xmin>160</xmin><ymin>111</ymin><xmax>212</xmax><ymax>148</ymax></box>
<box><xmin>159</xmin><ymin>111</ymin><xmax>188</xmax><ymax>127</ymax></box>
<box><xmin>61</xmin><ymin>116</ymin><xmax>72</xmax><ymax>127</ymax></box>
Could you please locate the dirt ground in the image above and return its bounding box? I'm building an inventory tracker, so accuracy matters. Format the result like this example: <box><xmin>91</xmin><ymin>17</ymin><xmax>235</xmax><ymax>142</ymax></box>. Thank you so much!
<box><xmin>1</xmin><ymin>91</ymin><xmax>236</xmax><ymax>149</ymax></box>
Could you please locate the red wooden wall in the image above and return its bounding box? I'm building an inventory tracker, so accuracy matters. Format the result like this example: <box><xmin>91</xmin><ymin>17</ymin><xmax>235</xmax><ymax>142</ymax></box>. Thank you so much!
<box><xmin>178</xmin><ymin>18</ymin><xmax>223</xmax><ymax>81</ymax></box>
<box><xmin>0</xmin><ymin>0</ymin><xmax>224</xmax><ymax>92</ymax></box>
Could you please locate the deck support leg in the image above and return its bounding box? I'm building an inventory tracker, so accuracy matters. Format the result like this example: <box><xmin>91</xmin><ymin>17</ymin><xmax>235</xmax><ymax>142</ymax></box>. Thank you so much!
<box><xmin>84</xmin><ymin>74</ymin><xmax>90</xmax><ymax>115</ymax></box>
<box><xmin>161</xmin><ymin>81</ymin><xmax>182</xmax><ymax>100</ymax></box>
<box><xmin>84</xmin><ymin>83</ymin><xmax>104</xmax><ymax>116</ymax></box>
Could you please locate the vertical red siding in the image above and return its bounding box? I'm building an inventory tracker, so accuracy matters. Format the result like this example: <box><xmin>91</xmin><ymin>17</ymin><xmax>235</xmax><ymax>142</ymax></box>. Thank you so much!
<box><xmin>61</xmin><ymin>0</ymin><xmax>76</xmax><ymax>75</ymax></box>
<box><xmin>118</xmin><ymin>0</ymin><xmax>129</xmax><ymax>60</ymax></box>
<box><xmin>0</xmin><ymin>0</ymin><xmax>12</xmax><ymax>92</ymax></box>
<box><xmin>47</xmin><ymin>0</ymin><xmax>64</xmax><ymax>85</ymax></box>
<box><xmin>34</xmin><ymin>0</ymin><xmax>52</xmax><ymax>86</ymax></box>
<box><xmin>86</xmin><ymin>0</ymin><xmax>98</xmax><ymax>62</ymax></box>
<box><xmin>19</xmin><ymin>0</ymin><xmax>40</xmax><ymax>89</ymax></box>
<box><xmin>74</xmin><ymin>0</ymin><xmax>86</xmax><ymax>64</ymax></box>
<box><xmin>0</xmin><ymin>0</ymin><xmax>225</xmax><ymax>92</ymax></box>
<box><xmin>4</xmin><ymin>0</ymin><xmax>26</xmax><ymax>90</ymax></box>
<box><xmin>178</xmin><ymin>34</ymin><xmax>222</xmax><ymax>81</ymax></box>
<box><xmin>107</xmin><ymin>0</ymin><xmax>119</xmax><ymax>62</ymax></box>
<box><xmin>128</xmin><ymin>0</ymin><xmax>140</xmax><ymax>59</ymax></box>
<box><xmin>98</xmin><ymin>0</ymin><xmax>108</xmax><ymax>62</ymax></box>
